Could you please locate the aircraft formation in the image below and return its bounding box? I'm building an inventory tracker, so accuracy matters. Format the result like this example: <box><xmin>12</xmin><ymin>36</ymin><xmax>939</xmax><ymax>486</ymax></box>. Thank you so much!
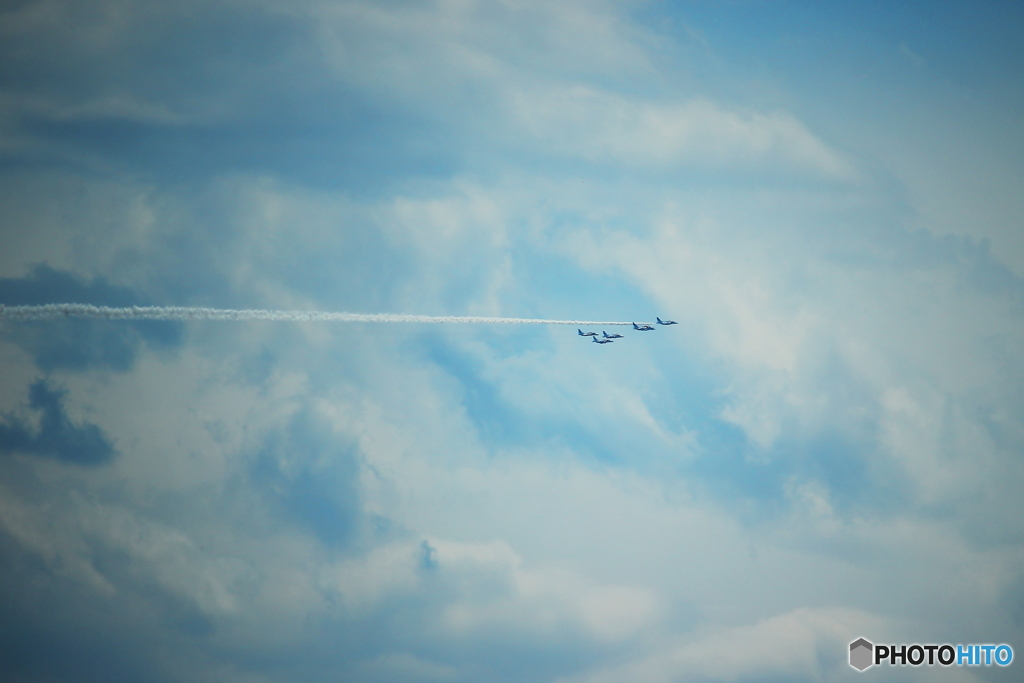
<box><xmin>578</xmin><ymin>317</ymin><xmax>676</xmax><ymax>345</ymax></box>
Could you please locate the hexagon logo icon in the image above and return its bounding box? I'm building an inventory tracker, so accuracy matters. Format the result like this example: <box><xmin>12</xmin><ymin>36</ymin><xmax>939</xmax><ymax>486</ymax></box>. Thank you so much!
<box><xmin>850</xmin><ymin>638</ymin><xmax>874</xmax><ymax>671</ymax></box>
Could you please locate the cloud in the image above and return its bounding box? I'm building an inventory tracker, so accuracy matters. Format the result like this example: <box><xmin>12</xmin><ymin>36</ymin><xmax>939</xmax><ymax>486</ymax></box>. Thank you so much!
<box><xmin>558</xmin><ymin>186</ymin><xmax>1024</xmax><ymax>536</ymax></box>
<box><xmin>0</xmin><ymin>264</ymin><xmax>182</xmax><ymax>371</ymax></box>
<box><xmin>0</xmin><ymin>379</ymin><xmax>114</xmax><ymax>465</ymax></box>
<box><xmin>1</xmin><ymin>1</ymin><xmax>1023</xmax><ymax>682</ymax></box>
<box><xmin>0</xmin><ymin>0</ymin><xmax>854</xmax><ymax>185</ymax></box>
<box><xmin>508</xmin><ymin>87</ymin><xmax>855</xmax><ymax>176</ymax></box>
<box><xmin>559</xmin><ymin>607</ymin><xmax>970</xmax><ymax>683</ymax></box>
<box><xmin>249</xmin><ymin>405</ymin><xmax>362</xmax><ymax>548</ymax></box>
<box><xmin>0</xmin><ymin>448</ymin><xmax>664</xmax><ymax>682</ymax></box>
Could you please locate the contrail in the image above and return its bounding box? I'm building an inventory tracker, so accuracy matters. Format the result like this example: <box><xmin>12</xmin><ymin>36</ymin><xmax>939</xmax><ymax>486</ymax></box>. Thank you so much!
<box><xmin>0</xmin><ymin>304</ymin><xmax>639</xmax><ymax>326</ymax></box>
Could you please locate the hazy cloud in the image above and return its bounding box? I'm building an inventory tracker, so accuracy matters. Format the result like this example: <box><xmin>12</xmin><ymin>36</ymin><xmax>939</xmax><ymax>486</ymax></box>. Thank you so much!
<box><xmin>0</xmin><ymin>379</ymin><xmax>114</xmax><ymax>465</ymax></box>
<box><xmin>0</xmin><ymin>264</ymin><xmax>181</xmax><ymax>371</ymax></box>
<box><xmin>1</xmin><ymin>1</ymin><xmax>1023</xmax><ymax>682</ymax></box>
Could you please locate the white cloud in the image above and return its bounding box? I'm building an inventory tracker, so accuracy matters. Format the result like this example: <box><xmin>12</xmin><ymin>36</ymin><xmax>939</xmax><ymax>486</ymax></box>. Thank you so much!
<box><xmin>303</xmin><ymin>0</ymin><xmax>852</xmax><ymax>175</ymax></box>
<box><xmin>560</xmin><ymin>606</ymin><xmax>993</xmax><ymax>683</ymax></box>
<box><xmin>308</xmin><ymin>0</ymin><xmax>655</xmax><ymax>100</ymax></box>
<box><xmin>1</xmin><ymin>1</ymin><xmax>1023</xmax><ymax>681</ymax></box>
<box><xmin>0</xmin><ymin>170</ymin><xmax>159</xmax><ymax>279</ymax></box>
<box><xmin>558</xmin><ymin>187</ymin><xmax>1024</xmax><ymax>529</ymax></box>
<box><xmin>509</xmin><ymin>87</ymin><xmax>855</xmax><ymax>175</ymax></box>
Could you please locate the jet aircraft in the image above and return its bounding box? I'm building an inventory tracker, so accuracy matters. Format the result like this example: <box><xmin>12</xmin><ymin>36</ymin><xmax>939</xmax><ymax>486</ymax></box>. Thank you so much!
<box><xmin>592</xmin><ymin>336</ymin><xmax>614</xmax><ymax>344</ymax></box>
<box><xmin>632</xmin><ymin>322</ymin><xmax>655</xmax><ymax>331</ymax></box>
<box><xmin>602</xmin><ymin>330</ymin><xmax>624</xmax><ymax>339</ymax></box>
<box><xmin>578</xmin><ymin>329</ymin><xmax>598</xmax><ymax>337</ymax></box>
<box><xmin>656</xmin><ymin>317</ymin><xmax>678</xmax><ymax>325</ymax></box>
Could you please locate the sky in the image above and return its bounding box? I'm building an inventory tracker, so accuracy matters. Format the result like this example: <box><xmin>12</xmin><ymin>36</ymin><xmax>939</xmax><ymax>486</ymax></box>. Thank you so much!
<box><xmin>1</xmin><ymin>1</ymin><xmax>1023</xmax><ymax>681</ymax></box>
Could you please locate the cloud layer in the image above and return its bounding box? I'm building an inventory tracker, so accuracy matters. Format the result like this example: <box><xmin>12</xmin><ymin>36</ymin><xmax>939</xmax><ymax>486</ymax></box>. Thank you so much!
<box><xmin>1</xmin><ymin>1</ymin><xmax>1023</xmax><ymax>682</ymax></box>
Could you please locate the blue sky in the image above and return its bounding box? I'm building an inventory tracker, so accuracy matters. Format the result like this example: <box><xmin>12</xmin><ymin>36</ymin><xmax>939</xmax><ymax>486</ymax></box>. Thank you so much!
<box><xmin>1</xmin><ymin>1</ymin><xmax>1023</xmax><ymax>681</ymax></box>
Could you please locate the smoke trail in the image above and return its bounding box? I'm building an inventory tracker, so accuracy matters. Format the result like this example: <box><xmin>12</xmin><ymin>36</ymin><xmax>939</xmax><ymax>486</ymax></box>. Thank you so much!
<box><xmin>0</xmin><ymin>304</ymin><xmax>639</xmax><ymax>326</ymax></box>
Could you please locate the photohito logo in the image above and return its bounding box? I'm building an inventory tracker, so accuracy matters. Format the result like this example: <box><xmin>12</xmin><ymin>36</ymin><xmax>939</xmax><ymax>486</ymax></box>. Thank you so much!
<box><xmin>849</xmin><ymin>638</ymin><xmax>1013</xmax><ymax>671</ymax></box>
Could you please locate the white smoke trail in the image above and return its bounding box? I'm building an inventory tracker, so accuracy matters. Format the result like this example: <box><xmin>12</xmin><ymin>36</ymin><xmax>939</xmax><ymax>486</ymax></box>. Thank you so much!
<box><xmin>0</xmin><ymin>304</ymin><xmax>640</xmax><ymax>326</ymax></box>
